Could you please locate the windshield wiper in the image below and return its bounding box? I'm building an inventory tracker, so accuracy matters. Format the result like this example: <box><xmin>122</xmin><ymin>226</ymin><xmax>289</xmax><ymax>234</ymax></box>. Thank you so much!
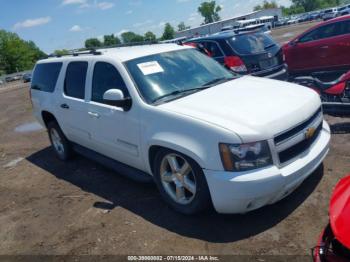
<box><xmin>264</xmin><ymin>44</ymin><xmax>275</xmax><ymax>50</ymax></box>
<box><xmin>153</xmin><ymin>84</ymin><xmax>218</xmax><ymax>104</ymax></box>
<box><xmin>201</xmin><ymin>77</ymin><xmax>234</xmax><ymax>88</ymax></box>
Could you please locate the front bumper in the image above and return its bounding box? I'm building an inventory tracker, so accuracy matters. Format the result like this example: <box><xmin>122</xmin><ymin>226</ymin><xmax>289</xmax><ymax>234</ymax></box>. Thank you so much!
<box><xmin>204</xmin><ymin>121</ymin><xmax>331</xmax><ymax>214</ymax></box>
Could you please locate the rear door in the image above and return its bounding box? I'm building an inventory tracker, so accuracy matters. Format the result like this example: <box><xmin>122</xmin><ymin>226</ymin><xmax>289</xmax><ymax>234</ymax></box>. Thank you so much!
<box><xmin>335</xmin><ymin>19</ymin><xmax>350</xmax><ymax>68</ymax></box>
<box><xmin>314</xmin><ymin>22</ymin><xmax>345</xmax><ymax>70</ymax></box>
<box><xmin>56</xmin><ymin>61</ymin><xmax>92</xmax><ymax>147</ymax></box>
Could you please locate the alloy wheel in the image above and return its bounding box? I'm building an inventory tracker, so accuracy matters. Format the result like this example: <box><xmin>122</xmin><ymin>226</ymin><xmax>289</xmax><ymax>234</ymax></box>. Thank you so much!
<box><xmin>159</xmin><ymin>153</ymin><xmax>197</xmax><ymax>205</ymax></box>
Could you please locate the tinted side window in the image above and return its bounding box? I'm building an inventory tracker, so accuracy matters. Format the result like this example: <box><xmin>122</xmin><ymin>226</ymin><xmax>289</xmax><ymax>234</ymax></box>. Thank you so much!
<box><xmin>92</xmin><ymin>62</ymin><xmax>128</xmax><ymax>104</ymax></box>
<box><xmin>319</xmin><ymin>23</ymin><xmax>342</xmax><ymax>38</ymax></box>
<box><xmin>202</xmin><ymin>41</ymin><xmax>223</xmax><ymax>57</ymax></box>
<box><xmin>299</xmin><ymin>23</ymin><xmax>342</xmax><ymax>43</ymax></box>
<box><xmin>64</xmin><ymin>62</ymin><xmax>88</xmax><ymax>99</ymax></box>
<box><xmin>340</xmin><ymin>20</ymin><xmax>350</xmax><ymax>34</ymax></box>
<box><xmin>31</xmin><ymin>63</ymin><xmax>62</xmax><ymax>92</ymax></box>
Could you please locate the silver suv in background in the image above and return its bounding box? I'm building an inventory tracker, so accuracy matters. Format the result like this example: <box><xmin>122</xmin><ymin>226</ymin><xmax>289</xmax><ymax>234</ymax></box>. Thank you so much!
<box><xmin>338</xmin><ymin>5</ymin><xmax>350</xmax><ymax>16</ymax></box>
<box><xmin>323</xmin><ymin>8</ymin><xmax>339</xmax><ymax>21</ymax></box>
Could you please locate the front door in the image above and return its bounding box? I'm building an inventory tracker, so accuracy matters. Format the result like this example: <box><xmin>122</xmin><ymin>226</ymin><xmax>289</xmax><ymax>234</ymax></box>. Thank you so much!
<box><xmin>86</xmin><ymin>61</ymin><xmax>143</xmax><ymax>170</ymax></box>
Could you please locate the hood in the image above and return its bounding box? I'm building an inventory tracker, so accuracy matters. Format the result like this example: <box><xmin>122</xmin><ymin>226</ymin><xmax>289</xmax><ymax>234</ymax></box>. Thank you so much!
<box><xmin>159</xmin><ymin>76</ymin><xmax>321</xmax><ymax>142</ymax></box>
<box><xmin>330</xmin><ymin>175</ymin><xmax>350</xmax><ymax>250</ymax></box>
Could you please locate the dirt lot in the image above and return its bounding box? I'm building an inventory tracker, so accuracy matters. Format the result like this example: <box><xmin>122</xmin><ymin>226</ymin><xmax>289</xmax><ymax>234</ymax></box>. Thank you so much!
<box><xmin>271</xmin><ymin>21</ymin><xmax>320</xmax><ymax>44</ymax></box>
<box><xmin>0</xmin><ymin>22</ymin><xmax>349</xmax><ymax>260</ymax></box>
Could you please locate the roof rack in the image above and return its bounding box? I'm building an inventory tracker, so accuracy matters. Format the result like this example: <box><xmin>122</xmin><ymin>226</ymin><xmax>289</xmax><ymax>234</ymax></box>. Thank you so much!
<box><xmin>47</xmin><ymin>49</ymin><xmax>101</xmax><ymax>58</ymax></box>
<box><xmin>100</xmin><ymin>40</ymin><xmax>160</xmax><ymax>48</ymax></box>
<box><xmin>47</xmin><ymin>41</ymin><xmax>161</xmax><ymax>59</ymax></box>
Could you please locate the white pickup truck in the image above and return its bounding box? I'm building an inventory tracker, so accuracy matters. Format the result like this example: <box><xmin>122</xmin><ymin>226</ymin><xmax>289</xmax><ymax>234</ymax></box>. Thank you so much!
<box><xmin>30</xmin><ymin>44</ymin><xmax>331</xmax><ymax>214</ymax></box>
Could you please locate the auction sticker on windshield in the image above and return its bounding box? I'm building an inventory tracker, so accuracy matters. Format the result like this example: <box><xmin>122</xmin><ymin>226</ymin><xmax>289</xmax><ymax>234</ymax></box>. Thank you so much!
<box><xmin>137</xmin><ymin>61</ymin><xmax>164</xmax><ymax>75</ymax></box>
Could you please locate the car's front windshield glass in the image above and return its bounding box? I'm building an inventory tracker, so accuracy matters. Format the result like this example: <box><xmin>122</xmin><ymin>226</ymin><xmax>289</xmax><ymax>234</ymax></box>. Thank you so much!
<box><xmin>125</xmin><ymin>48</ymin><xmax>237</xmax><ymax>104</ymax></box>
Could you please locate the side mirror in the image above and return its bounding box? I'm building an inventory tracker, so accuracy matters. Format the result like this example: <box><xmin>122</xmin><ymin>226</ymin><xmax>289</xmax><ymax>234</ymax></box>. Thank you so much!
<box><xmin>290</xmin><ymin>39</ymin><xmax>299</xmax><ymax>47</ymax></box>
<box><xmin>103</xmin><ymin>89</ymin><xmax>132</xmax><ymax>111</ymax></box>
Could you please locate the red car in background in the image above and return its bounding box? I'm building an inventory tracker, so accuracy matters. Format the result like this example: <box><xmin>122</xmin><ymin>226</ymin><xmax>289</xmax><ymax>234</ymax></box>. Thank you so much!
<box><xmin>313</xmin><ymin>175</ymin><xmax>350</xmax><ymax>261</ymax></box>
<box><xmin>283</xmin><ymin>15</ymin><xmax>350</xmax><ymax>76</ymax></box>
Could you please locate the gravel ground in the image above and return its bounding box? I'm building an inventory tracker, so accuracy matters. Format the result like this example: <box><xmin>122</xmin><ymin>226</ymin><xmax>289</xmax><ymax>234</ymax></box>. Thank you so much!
<box><xmin>271</xmin><ymin>21</ymin><xmax>320</xmax><ymax>44</ymax></box>
<box><xmin>0</xmin><ymin>22</ymin><xmax>349</xmax><ymax>260</ymax></box>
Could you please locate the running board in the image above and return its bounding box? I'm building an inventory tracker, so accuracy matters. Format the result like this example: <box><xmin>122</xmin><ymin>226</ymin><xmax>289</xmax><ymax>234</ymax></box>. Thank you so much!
<box><xmin>72</xmin><ymin>143</ymin><xmax>154</xmax><ymax>183</ymax></box>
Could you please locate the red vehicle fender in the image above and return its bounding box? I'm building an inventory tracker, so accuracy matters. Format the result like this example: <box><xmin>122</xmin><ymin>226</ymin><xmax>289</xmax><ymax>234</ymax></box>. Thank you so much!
<box><xmin>329</xmin><ymin>175</ymin><xmax>350</xmax><ymax>250</ymax></box>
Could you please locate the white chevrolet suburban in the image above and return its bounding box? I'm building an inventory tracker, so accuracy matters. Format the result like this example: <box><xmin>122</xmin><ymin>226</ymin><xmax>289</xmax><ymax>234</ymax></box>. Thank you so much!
<box><xmin>30</xmin><ymin>44</ymin><xmax>331</xmax><ymax>214</ymax></box>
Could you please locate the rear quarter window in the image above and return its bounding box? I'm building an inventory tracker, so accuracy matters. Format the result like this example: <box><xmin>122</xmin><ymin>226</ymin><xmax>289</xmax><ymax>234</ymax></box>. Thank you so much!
<box><xmin>31</xmin><ymin>62</ymin><xmax>62</xmax><ymax>92</ymax></box>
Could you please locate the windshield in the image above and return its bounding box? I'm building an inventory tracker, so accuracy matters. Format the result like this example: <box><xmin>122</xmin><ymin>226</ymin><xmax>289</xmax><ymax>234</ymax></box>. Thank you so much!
<box><xmin>228</xmin><ymin>33</ymin><xmax>276</xmax><ymax>55</ymax></box>
<box><xmin>125</xmin><ymin>49</ymin><xmax>236</xmax><ymax>104</ymax></box>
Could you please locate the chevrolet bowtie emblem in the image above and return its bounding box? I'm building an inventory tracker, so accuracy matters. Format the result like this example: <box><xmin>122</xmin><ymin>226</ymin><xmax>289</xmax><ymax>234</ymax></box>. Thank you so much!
<box><xmin>305</xmin><ymin>127</ymin><xmax>316</xmax><ymax>140</ymax></box>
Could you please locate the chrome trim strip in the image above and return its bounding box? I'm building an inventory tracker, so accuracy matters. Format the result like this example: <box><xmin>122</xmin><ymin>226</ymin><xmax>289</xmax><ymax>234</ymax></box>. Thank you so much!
<box><xmin>277</xmin><ymin>127</ymin><xmax>324</xmax><ymax>168</ymax></box>
<box><xmin>274</xmin><ymin>108</ymin><xmax>322</xmax><ymax>145</ymax></box>
<box><xmin>275</xmin><ymin>115</ymin><xmax>323</xmax><ymax>152</ymax></box>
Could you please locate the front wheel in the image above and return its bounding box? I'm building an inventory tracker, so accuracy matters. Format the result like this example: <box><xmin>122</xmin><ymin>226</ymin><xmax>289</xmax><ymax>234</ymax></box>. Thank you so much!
<box><xmin>153</xmin><ymin>149</ymin><xmax>211</xmax><ymax>214</ymax></box>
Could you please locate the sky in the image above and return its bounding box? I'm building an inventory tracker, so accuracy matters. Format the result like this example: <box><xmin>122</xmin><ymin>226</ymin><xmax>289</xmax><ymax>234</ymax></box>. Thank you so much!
<box><xmin>1</xmin><ymin>0</ymin><xmax>291</xmax><ymax>54</ymax></box>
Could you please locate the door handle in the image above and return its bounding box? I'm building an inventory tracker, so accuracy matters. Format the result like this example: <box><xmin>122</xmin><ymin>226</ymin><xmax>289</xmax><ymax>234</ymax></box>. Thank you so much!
<box><xmin>60</xmin><ymin>103</ymin><xmax>70</xmax><ymax>109</ymax></box>
<box><xmin>88</xmin><ymin>111</ymin><xmax>100</xmax><ymax>118</ymax></box>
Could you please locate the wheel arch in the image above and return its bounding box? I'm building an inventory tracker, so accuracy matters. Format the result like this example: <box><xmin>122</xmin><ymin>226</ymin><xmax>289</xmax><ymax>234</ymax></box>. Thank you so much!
<box><xmin>41</xmin><ymin>111</ymin><xmax>57</xmax><ymax>127</ymax></box>
<box><xmin>147</xmin><ymin>139</ymin><xmax>206</xmax><ymax>175</ymax></box>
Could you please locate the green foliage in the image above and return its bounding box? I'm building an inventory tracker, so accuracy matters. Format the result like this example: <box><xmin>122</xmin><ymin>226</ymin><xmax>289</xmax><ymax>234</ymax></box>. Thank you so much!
<box><xmin>103</xmin><ymin>34</ymin><xmax>121</xmax><ymax>46</ymax></box>
<box><xmin>282</xmin><ymin>5</ymin><xmax>305</xmax><ymax>15</ymax></box>
<box><xmin>53</xmin><ymin>49</ymin><xmax>70</xmax><ymax>56</ymax></box>
<box><xmin>198</xmin><ymin>1</ymin><xmax>222</xmax><ymax>24</ymax></box>
<box><xmin>0</xmin><ymin>30</ymin><xmax>46</xmax><ymax>74</ymax></box>
<box><xmin>161</xmin><ymin>23</ymin><xmax>175</xmax><ymax>40</ymax></box>
<box><xmin>144</xmin><ymin>31</ymin><xmax>157</xmax><ymax>41</ymax></box>
<box><xmin>291</xmin><ymin>0</ymin><xmax>322</xmax><ymax>11</ymax></box>
<box><xmin>84</xmin><ymin>31</ymin><xmax>157</xmax><ymax>48</ymax></box>
<box><xmin>177</xmin><ymin>22</ymin><xmax>191</xmax><ymax>31</ymax></box>
<box><xmin>254</xmin><ymin>1</ymin><xmax>278</xmax><ymax>11</ymax></box>
<box><xmin>121</xmin><ymin>31</ymin><xmax>144</xmax><ymax>43</ymax></box>
<box><xmin>85</xmin><ymin>38</ymin><xmax>102</xmax><ymax>48</ymax></box>
<box><xmin>282</xmin><ymin>0</ymin><xmax>344</xmax><ymax>15</ymax></box>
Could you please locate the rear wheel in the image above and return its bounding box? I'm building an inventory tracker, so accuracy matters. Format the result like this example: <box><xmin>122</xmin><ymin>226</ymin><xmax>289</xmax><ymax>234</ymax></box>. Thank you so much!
<box><xmin>153</xmin><ymin>149</ymin><xmax>211</xmax><ymax>214</ymax></box>
<box><xmin>47</xmin><ymin>121</ymin><xmax>72</xmax><ymax>161</ymax></box>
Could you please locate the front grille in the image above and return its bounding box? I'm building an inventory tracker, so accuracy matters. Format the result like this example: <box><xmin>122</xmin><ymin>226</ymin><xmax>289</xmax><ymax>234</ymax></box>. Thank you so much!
<box><xmin>274</xmin><ymin>107</ymin><xmax>323</xmax><ymax>165</ymax></box>
<box><xmin>278</xmin><ymin>122</ymin><xmax>323</xmax><ymax>164</ymax></box>
<box><xmin>274</xmin><ymin>107</ymin><xmax>322</xmax><ymax>145</ymax></box>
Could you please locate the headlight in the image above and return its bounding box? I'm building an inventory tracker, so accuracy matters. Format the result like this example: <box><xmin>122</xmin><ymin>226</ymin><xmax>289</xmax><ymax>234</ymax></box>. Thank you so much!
<box><xmin>219</xmin><ymin>141</ymin><xmax>273</xmax><ymax>172</ymax></box>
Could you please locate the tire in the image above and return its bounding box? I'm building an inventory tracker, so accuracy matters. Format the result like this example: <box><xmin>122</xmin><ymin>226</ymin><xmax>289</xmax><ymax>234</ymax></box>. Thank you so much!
<box><xmin>47</xmin><ymin>121</ymin><xmax>72</xmax><ymax>161</ymax></box>
<box><xmin>153</xmin><ymin>148</ymin><xmax>211</xmax><ymax>214</ymax></box>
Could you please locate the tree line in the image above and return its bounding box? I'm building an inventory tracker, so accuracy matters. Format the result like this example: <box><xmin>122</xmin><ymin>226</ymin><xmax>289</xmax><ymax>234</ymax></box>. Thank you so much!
<box><xmin>9</xmin><ymin>0</ymin><xmax>348</xmax><ymax>75</ymax></box>
<box><xmin>60</xmin><ymin>1</ymin><xmax>223</xmax><ymax>51</ymax></box>
<box><xmin>80</xmin><ymin>22</ymin><xmax>176</xmax><ymax>50</ymax></box>
<box><xmin>1</xmin><ymin>1</ymin><xmax>224</xmax><ymax>74</ymax></box>
<box><xmin>0</xmin><ymin>30</ymin><xmax>46</xmax><ymax>76</ymax></box>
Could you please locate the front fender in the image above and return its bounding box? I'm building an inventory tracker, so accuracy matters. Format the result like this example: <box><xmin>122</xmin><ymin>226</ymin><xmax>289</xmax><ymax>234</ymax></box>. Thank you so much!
<box><xmin>139</xmin><ymin>107</ymin><xmax>242</xmax><ymax>174</ymax></box>
<box><xmin>147</xmin><ymin>132</ymin><xmax>208</xmax><ymax>171</ymax></box>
